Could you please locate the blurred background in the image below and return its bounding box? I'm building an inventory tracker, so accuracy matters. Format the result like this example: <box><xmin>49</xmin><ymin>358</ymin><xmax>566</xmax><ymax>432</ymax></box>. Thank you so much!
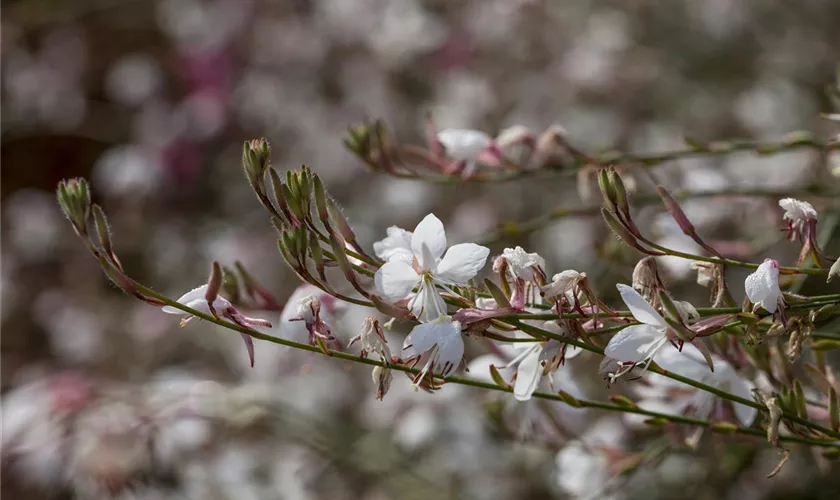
<box><xmin>3</xmin><ymin>0</ymin><xmax>840</xmax><ymax>498</ymax></box>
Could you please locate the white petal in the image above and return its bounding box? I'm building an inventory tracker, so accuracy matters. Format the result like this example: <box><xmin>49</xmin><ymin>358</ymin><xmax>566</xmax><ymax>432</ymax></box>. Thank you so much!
<box><xmin>437</xmin><ymin>129</ymin><xmax>492</xmax><ymax>161</ymax></box>
<box><xmin>162</xmin><ymin>285</ymin><xmax>208</xmax><ymax>314</ymax></box>
<box><xmin>411</xmin><ymin>214</ymin><xmax>447</xmax><ymax>269</ymax></box>
<box><xmin>616</xmin><ymin>284</ymin><xmax>667</xmax><ymax>328</ymax></box>
<box><xmin>652</xmin><ymin>344</ymin><xmax>713</xmax><ymax>380</ymax></box>
<box><xmin>514</xmin><ymin>347</ymin><xmax>543</xmax><ymax>401</ymax></box>
<box><xmin>436</xmin><ymin>324</ymin><xmax>465</xmax><ymax>375</ymax></box>
<box><xmin>373</xmin><ymin>226</ymin><xmax>413</xmax><ymax>262</ymax></box>
<box><xmin>724</xmin><ymin>370</ymin><xmax>757</xmax><ymax>426</ymax></box>
<box><xmin>435</xmin><ymin>243</ymin><xmax>490</xmax><ymax>284</ymax></box>
<box><xmin>402</xmin><ymin>316</ymin><xmax>461</xmax><ymax>363</ymax></box>
<box><xmin>408</xmin><ymin>279</ymin><xmax>447</xmax><ymax>323</ymax></box>
<box><xmin>374</xmin><ymin>261</ymin><xmax>420</xmax><ymax>300</ymax></box>
<box><xmin>745</xmin><ymin>260</ymin><xmax>780</xmax><ymax>312</ymax></box>
<box><xmin>604</xmin><ymin>324</ymin><xmax>665</xmax><ymax>363</ymax></box>
<box><xmin>502</xmin><ymin>246</ymin><xmax>545</xmax><ymax>280</ymax></box>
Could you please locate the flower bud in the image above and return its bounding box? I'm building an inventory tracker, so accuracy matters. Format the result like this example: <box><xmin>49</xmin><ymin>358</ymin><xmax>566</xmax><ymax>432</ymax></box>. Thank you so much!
<box><xmin>601</xmin><ymin>208</ymin><xmax>638</xmax><ymax>248</ymax></box>
<box><xmin>345</xmin><ymin>122</ymin><xmax>374</xmax><ymax>160</ymax></box>
<box><xmin>533</xmin><ymin>124</ymin><xmax>574</xmax><ymax>169</ymax></box>
<box><xmin>57</xmin><ymin>177</ymin><xmax>92</xmax><ymax>236</ymax></box>
<box><xmin>92</xmin><ymin>204</ymin><xmax>116</xmax><ymax>263</ymax></box>
<box><xmin>242</xmin><ymin>139</ymin><xmax>270</xmax><ymax>188</ymax></box>
<box><xmin>205</xmin><ymin>261</ymin><xmax>223</xmax><ymax>314</ymax></box>
<box><xmin>828</xmin><ymin>258</ymin><xmax>840</xmax><ymax>283</ymax></box>
<box><xmin>657</xmin><ymin>185</ymin><xmax>695</xmax><ymax>235</ymax></box>
<box><xmin>371</xmin><ymin>365</ymin><xmax>393</xmax><ymax>401</ymax></box>
<box><xmin>598</xmin><ymin>168</ymin><xmax>617</xmax><ymax>210</ymax></box>
<box><xmin>608</xmin><ymin>168</ymin><xmax>630</xmax><ymax>215</ymax></box>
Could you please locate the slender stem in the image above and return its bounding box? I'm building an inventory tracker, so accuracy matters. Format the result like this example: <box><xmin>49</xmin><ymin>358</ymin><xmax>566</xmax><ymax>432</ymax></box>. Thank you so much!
<box><xmin>137</xmin><ymin>281</ymin><xmax>839</xmax><ymax>448</ymax></box>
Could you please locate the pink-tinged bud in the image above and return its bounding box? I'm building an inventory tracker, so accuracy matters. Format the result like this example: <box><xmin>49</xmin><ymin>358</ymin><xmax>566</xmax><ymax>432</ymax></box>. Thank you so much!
<box><xmin>657</xmin><ymin>185</ymin><xmax>694</xmax><ymax>235</ymax></box>
<box><xmin>205</xmin><ymin>261</ymin><xmax>223</xmax><ymax>311</ymax></box>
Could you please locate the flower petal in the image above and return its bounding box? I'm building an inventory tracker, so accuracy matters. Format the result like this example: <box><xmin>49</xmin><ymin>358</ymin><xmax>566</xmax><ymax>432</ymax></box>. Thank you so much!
<box><xmin>411</xmin><ymin>214</ymin><xmax>446</xmax><ymax>268</ymax></box>
<box><xmin>162</xmin><ymin>285</ymin><xmax>208</xmax><ymax>314</ymax></box>
<box><xmin>374</xmin><ymin>261</ymin><xmax>420</xmax><ymax>300</ymax></box>
<box><xmin>438</xmin><ymin>129</ymin><xmax>492</xmax><ymax>161</ymax></box>
<box><xmin>373</xmin><ymin>226</ymin><xmax>413</xmax><ymax>262</ymax></box>
<box><xmin>435</xmin><ymin>243</ymin><xmax>490</xmax><ymax>284</ymax></box>
<box><xmin>616</xmin><ymin>284</ymin><xmax>667</xmax><ymax>328</ymax></box>
<box><xmin>652</xmin><ymin>343</ymin><xmax>712</xmax><ymax>381</ymax></box>
<box><xmin>725</xmin><ymin>369</ymin><xmax>757</xmax><ymax>426</ymax></box>
<box><xmin>402</xmin><ymin>316</ymin><xmax>461</xmax><ymax>359</ymax></box>
<box><xmin>436</xmin><ymin>324</ymin><xmax>465</xmax><ymax>375</ymax></box>
<box><xmin>604</xmin><ymin>324</ymin><xmax>665</xmax><ymax>363</ymax></box>
<box><xmin>408</xmin><ymin>279</ymin><xmax>447</xmax><ymax>323</ymax></box>
<box><xmin>514</xmin><ymin>347</ymin><xmax>543</xmax><ymax>401</ymax></box>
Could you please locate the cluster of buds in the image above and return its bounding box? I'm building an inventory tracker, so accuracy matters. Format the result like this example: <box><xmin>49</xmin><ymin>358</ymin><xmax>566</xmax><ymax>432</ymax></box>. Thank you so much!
<box><xmin>343</xmin><ymin>116</ymin><xmax>588</xmax><ymax>180</ymax></box>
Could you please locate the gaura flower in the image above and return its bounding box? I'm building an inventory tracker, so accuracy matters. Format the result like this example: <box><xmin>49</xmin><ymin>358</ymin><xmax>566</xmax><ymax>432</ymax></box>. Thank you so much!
<box><xmin>288</xmin><ymin>294</ymin><xmax>334</xmax><ymax>343</ymax></box>
<box><xmin>372</xmin><ymin>226</ymin><xmax>413</xmax><ymax>264</ymax></box>
<box><xmin>540</xmin><ymin>270</ymin><xmax>582</xmax><ymax>299</ymax></box>
<box><xmin>500</xmin><ymin>246</ymin><xmax>545</xmax><ymax>281</ymax></box>
<box><xmin>634</xmin><ymin>343</ymin><xmax>756</xmax><ymax>427</ymax></box>
<box><xmin>374</xmin><ymin>214</ymin><xmax>490</xmax><ymax>323</ymax></box>
<box><xmin>162</xmin><ymin>284</ymin><xmax>271</xmax><ymax>367</ymax></box>
<box><xmin>603</xmin><ymin>284</ymin><xmax>676</xmax><ymax>379</ymax></box>
<box><xmin>402</xmin><ymin>315</ymin><xmax>464</xmax><ymax>386</ymax></box>
<box><xmin>744</xmin><ymin>258</ymin><xmax>782</xmax><ymax>314</ymax></box>
<box><xmin>437</xmin><ymin>129</ymin><xmax>493</xmax><ymax>163</ymax></box>
<box><xmin>779</xmin><ymin>198</ymin><xmax>818</xmax><ymax>242</ymax></box>
<box><xmin>349</xmin><ymin>316</ymin><xmax>391</xmax><ymax>360</ymax></box>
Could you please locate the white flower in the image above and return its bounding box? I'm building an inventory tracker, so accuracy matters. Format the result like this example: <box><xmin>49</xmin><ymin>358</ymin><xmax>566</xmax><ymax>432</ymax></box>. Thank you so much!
<box><xmin>402</xmin><ymin>315</ymin><xmax>464</xmax><ymax>382</ymax></box>
<box><xmin>603</xmin><ymin>284</ymin><xmax>673</xmax><ymax>377</ymax></box>
<box><xmin>829</xmin><ymin>258</ymin><xmax>840</xmax><ymax>283</ymax></box>
<box><xmin>638</xmin><ymin>343</ymin><xmax>756</xmax><ymax>426</ymax></box>
<box><xmin>744</xmin><ymin>259</ymin><xmax>782</xmax><ymax>314</ymax></box>
<box><xmin>162</xmin><ymin>284</ymin><xmax>231</xmax><ymax>317</ymax></box>
<box><xmin>437</xmin><ymin>129</ymin><xmax>492</xmax><ymax>162</ymax></box>
<box><xmin>779</xmin><ymin>198</ymin><xmax>817</xmax><ymax>222</ymax></box>
<box><xmin>162</xmin><ymin>284</ymin><xmax>271</xmax><ymax>368</ymax></box>
<box><xmin>373</xmin><ymin>226</ymin><xmax>413</xmax><ymax>264</ymax></box>
<box><xmin>540</xmin><ymin>270</ymin><xmax>582</xmax><ymax>299</ymax></box>
<box><xmin>555</xmin><ymin>418</ymin><xmax>626</xmax><ymax>499</ymax></box>
<box><xmin>374</xmin><ymin>214</ymin><xmax>490</xmax><ymax>322</ymax></box>
<box><xmin>501</xmin><ymin>246</ymin><xmax>545</xmax><ymax>280</ymax></box>
<box><xmin>507</xmin><ymin>322</ymin><xmax>582</xmax><ymax>401</ymax></box>
<box><xmin>289</xmin><ymin>294</ymin><xmax>333</xmax><ymax>343</ymax></box>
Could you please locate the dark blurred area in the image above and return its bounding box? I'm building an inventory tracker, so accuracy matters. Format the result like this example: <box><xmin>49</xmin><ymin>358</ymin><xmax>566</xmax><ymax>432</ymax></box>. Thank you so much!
<box><xmin>3</xmin><ymin>1</ymin><xmax>840</xmax><ymax>499</ymax></box>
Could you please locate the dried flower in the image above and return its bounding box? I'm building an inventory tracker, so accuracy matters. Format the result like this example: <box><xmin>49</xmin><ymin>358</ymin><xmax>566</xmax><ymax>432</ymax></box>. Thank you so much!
<box><xmin>349</xmin><ymin>316</ymin><xmax>391</xmax><ymax>360</ymax></box>
<box><xmin>289</xmin><ymin>294</ymin><xmax>334</xmax><ymax>343</ymax></box>
<box><xmin>691</xmin><ymin>262</ymin><xmax>715</xmax><ymax>287</ymax></box>
<box><xmin>540</xmin><ymin>270</ymin><xmax>583</xmax><ymax>299</ymax></box>
<box><xmin>371</xmin><ymin>365</ymin><xmax>393</xmax><ymax>401</ymax></box>
<box><xmin>500</xmin><ymin>246</ymin><xmax>545</xmax><ymax>281</ymax></box>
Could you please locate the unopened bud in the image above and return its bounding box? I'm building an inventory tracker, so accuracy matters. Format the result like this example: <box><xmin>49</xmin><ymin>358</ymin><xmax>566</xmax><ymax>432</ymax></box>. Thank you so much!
<box><xmin>657</xmin><ymin>185</ymin><xmax>695</xmax><ymax>235</ymax></box>
<box><xmin>345</xmin><ymin>122</ymin><xmax>374</xmax><ymax>159</ymax></box>
<box><xmin>92</xmin><ymin>204</ymin><xmax>115</xmax><ymax>262</ymax></box>
<box><xmin>372</xmin><ymin>365</ymin><xmax>393</xmax><ymax>401</ymax></box>
<box><xmin>242</xmin><ymin>139</ymin><xmax>270</xmax><ymax>188</ymax></box>
<box><xmin>598</xmin><ymin>168</ymin><xmax>618</xmax><ymax>210</ymax></box>
<box><xmin>608</xmin><ymin>168</ymin><xmax>630</xmax><ymax>215</ymax></box>
<box><xmin>205</xmin><ymin>261</ymin><xmax>223</xmax><ymax>310</ymax></box>
<box><xmin>533</xmin><ymin>124</ymin><xmax>574</xmax><ymax>168</ymax></box>
<box><xmin>57</xmin><ymin>178</ymin><xmax>92</xmax><ymax>235</ymax></box>
<box><xmin>601</xmin><ymin>208</ymin><xmax>638</xmax><ymax>248</ymax></box>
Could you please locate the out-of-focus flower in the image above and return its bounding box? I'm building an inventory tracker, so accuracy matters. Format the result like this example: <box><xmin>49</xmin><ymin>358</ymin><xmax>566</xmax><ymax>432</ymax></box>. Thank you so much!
<box><xmin>828</xmin><ymin>258</ymin><xmax>840</xmax><ymax>283</ymax></box>
<box><xmin>779</xmin><ymin>198</ymin><xmax>817</xmax><ymax>225</ymax></box>
<box><xmin>635</xmin><ymin>344</ymin><xmax>756</xmax><ymax>427</ymax></box>
<box><xmin>437</xmin><ymin>128</ymin><xmax>493</xmax><ymax>163</ymax></box>
<box><xmin>500</xmin><ymin>246</ymin><xmax>545</xmax><ymax>281</ymax></box>
<box><xmin>402</xmin><ymin>315</ymin><xmax>464</xmax><ymax>383</ymax></box>
<box><xmin>744</xmin><ymin>259</ymin><xmax>782</xmax><ymax>314</ymax></box>
<box><xmin>373</xmin><ymin>225</ymin><xmax>414</xmax><ymax>264</ymax></box>
<box><xmin>375</xmin><ymin>214</ymin><xmax>489</xmax><ymax>322</ymax></box>
<box><xmin>555</xmin><ymin>418</ymin><xmax>626</xmax><ymax>499</ymax></box>
<box><xmin>603</xmin><ymin>284</ymin><xmax>674</xmax><ymax>380</ymax></box>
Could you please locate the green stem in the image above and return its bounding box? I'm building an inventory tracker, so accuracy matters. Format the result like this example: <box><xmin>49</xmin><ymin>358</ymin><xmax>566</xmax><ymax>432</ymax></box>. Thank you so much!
<box><xmin>137</xmin><ymin>281</ymin><xmax>840</xmax><ymax>449</ymax></box>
